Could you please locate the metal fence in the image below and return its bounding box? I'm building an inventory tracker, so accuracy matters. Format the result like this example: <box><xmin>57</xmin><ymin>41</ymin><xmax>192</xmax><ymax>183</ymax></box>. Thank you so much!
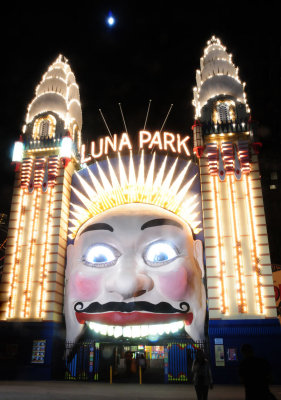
<box><xmin>65</xmin><ymin>341</ymin><xmax>99</xmax><ymax>381</ymax></box>
<box><xmin>64</xmin><ymin>339</ymin><xmax>208</xmax><ymax>383</ymax></box>
<box><xmin>167</xmin><ymin>340</ymin><xmax>207</xmax><ymax>383</ymax></box>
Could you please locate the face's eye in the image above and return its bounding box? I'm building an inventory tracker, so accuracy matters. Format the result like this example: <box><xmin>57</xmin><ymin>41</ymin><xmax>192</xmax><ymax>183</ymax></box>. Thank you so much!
<box><xmin>144</xmin><ymin>241</ymin><xmax>179</xmax><ymax>267</ymax></box>
<box><xmin>82</xmin><ymin>244</ymin><xmax>120</xmax><ymax>268</ymax></box>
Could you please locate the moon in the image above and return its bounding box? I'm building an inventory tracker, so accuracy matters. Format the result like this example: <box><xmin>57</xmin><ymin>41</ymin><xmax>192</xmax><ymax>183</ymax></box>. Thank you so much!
<box><xmin>106</xmin><ymin>12</ymin><xmax>116</xmax><ymax>27</ymax></box>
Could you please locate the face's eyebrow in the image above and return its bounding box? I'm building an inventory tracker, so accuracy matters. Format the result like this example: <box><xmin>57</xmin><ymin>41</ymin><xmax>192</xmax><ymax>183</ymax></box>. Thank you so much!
<box><xmin>141</xmin><ymin>218</ymin><xmax>183</xmax><ymax>231</ymax></box>
<box><xmin>80</xmin><ymin>223</ymin><xmax>114</xmax><ymax>235</ymax></box>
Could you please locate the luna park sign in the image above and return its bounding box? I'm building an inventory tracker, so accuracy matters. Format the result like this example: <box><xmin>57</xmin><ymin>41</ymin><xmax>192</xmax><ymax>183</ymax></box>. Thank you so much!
<box><xmin>80</xmin><ymin>131</ymin><xmax>191</xmax><ymax>164</ymax></box>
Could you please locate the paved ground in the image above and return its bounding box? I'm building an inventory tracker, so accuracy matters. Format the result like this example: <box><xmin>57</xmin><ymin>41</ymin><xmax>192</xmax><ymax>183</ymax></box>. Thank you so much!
<box><xmin>0</xmin><ymin>381</ymin><xmax>281</xmax><ymax>400</ymax></box>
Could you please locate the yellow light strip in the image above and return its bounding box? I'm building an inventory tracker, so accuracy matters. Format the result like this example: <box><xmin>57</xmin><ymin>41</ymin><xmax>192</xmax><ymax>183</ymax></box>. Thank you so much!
<box><xmin>36</xmin><ymin>189</ymin><xmax>50</xmax><ymax>317</ymax></box>
<box><xmin>244</xmin><ymin>175</ymin><xmax>264</xmax><ymax>314</ymax></box>
<box><xmin>38</xmin><ymin>187</ymin><xmax>54</xmax><ymax>318</ymax></box>
<box><xmin>7</xmin><ymin>188</ymin><xmax>25</xmax><ymax>318</ymax></box>
<box><xmin>212</xmin><ymin>176</ymin><xmax>227</xmax><ymax>314</ymax></box>
<box><xmin>227</xmin><ymin>175</ymin><xmax>247</xmax><ymax>313</ymax></box>
<box><xmin>22</xmin><ymin>189</ymin><xmax>40</xmax><ymax>317</ymax></box>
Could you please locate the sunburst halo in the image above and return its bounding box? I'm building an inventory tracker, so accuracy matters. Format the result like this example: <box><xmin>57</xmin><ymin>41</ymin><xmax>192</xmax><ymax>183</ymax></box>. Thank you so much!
<box><xmin>68</xmin><ymin>151</ymin><xmax>202</xmax><ymax>239</ymax></box>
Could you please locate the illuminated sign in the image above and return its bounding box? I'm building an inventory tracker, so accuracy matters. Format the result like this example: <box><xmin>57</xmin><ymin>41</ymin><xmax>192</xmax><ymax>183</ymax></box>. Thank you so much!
<box><xmin>81</xmin><ymin>131</ymin><xmax>190</xmax><ymax>163</ymax></box>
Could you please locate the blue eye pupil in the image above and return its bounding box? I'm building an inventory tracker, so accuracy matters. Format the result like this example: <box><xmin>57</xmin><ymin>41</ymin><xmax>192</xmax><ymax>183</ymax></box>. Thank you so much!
<box><xmin>93</xmin><ymin>253</ymin><xmax>109</xmax><ymax>263</ymax></box>
<box><xmin>85</xmin><ymin>245</ymin><xmax>117</xmax><ymax>266</ymax></box>
<box><xmin>145</xmin><ymin>241</ymin><xmax>177</xmax><ymax>265</ymax></box>
<box><xmin>154</xmin><ymin>252</ymin><xmax>169</xmax><ymax>262</ymax></box>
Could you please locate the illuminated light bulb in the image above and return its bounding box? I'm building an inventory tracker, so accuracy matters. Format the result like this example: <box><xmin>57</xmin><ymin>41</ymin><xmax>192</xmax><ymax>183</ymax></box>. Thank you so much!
<box><xmin>60</xmin><ymin>136</ymin><xmax>73</xmax><ymax>159</ymax></box>
<box><xmin>12</xmin><ymin>141</ymin><xmax>24</xmax><ymax>162</ymax></box>
<box><xmin>114</xmin><ymin>326</ymin><xmax>122</xmax><ymax>338</ymax></box>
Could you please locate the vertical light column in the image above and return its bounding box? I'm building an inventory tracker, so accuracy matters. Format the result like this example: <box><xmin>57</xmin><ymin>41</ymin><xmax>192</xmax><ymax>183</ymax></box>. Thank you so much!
<box><xmin>6</xmin><ymin>187</ymin><xmax>26</xmax><ymax>318</ymax></box>
<box><xmin>218</xmin><ymin>176</ymin><xmax>238</xmax><ymax>315</ymax></box>
<box><xmin>42</xmin><ymin>161</ymin><xmax>74</xmax><ymax>322</ymax></box>
<box><xmin>199</xmin><ymin>156</ymin><xmax>222</xmax><ymax>318</ymax></box>
<box><xmin>39</xmin><ymin>187</ymin><xmax>54</xmax><ymax>318</ymax></box>
<box><xmin>234</xmin><ymin>177</ymin><xmax>256</xmax><ymax>314</ymax></box>
<box><xmin>22</xmin><ymin>189</ymin><xmax>40</xmax><ymax>317</ymax></box>
<box><xmin>212</xmin><ymin>176</ymin><xmax>227</xmax><ymax>314</ymax></box>
<box><xmin>227</xmin><ymin>175</ymin><xmax>247</xmax><ymax>313</ymax></box>
<box><xmin>14</xmin><ymin>190</ymin><xmax>34</xmax><ymax>317</ymax></box>
<box><xmin>249</xmin><ymin>157</ymin><xmax>276</xmax><ymax>317</ymax></box>
<box><xmin>244</xmin><ymin>174</ymin><xmax>264</xmax><ymax>313</ymax></box>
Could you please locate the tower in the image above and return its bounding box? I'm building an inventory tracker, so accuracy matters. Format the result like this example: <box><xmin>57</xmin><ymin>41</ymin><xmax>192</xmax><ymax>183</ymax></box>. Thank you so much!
<box><xmin>193</xmin><ymin>37</ymin><xmax>280</xmax><ymax>381</ymax></box>
<box><xmin>0</xmin><ymin>55</ymin><xmax>82</xmax><ymax>378</ymax></box>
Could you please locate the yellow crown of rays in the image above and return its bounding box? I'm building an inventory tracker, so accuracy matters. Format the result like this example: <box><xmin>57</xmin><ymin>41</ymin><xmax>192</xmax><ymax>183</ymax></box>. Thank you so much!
<box><xmin>68</xmin><ymin>152</ymin><xmax>202</xmax><ymax>239</ymax></box>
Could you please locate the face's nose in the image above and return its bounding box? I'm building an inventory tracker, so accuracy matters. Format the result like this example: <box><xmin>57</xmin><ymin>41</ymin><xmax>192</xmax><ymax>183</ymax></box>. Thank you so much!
<box><xmin>105</xmin><ymin>256</ymin><xmax>154</xmax><ymax>300</ymax></box>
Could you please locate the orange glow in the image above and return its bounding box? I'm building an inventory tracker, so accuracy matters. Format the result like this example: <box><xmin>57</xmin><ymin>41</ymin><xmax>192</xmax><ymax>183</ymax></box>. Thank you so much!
<box><xmin>104</xmin><ymin>134</ymin><xmax>117</xmax><ymax>154</ymax></box>
<box><xmin>118</xmin><ymin>133</ymin><xmax>132</xmax><ymax>151</ymax></box>
<box><xmin>148</xmin><ymin>131</ymin><xmax>163</xmax><ymax>150</ymax></box>
<box><xmin>22</xmin><ymin>189</ymin><xmax>40</xmax><ymax>317</ymax></box>
<box><xmin>7</xmin><ymin>188</ymin><xmax>25</xmax><ymax>318</ymax></box>
<box><xmin>38</xmin><ymin>187</ymin><xmax>54</xmax><ymax>318</ymax></box>
<box><xmin>244</xmin><ymin>175</ymin><xmax>263</xmax><ymax>314</ymax></box>
<box><xmin>227</xmin><ymin>175</ymin><xmax>247</xmax><ymax>313</ymax></box>
<box><xmin>91</xmin><ymin>139</ymin><xmax>104</xmax><ymax>158</ymax></box>
<box><xmin>212</xmin><ymin>176</ymin><xmax>227</xmax><ymax>314</ymax></box>
<box><xmin>177</xmin><ymin>134</ymin><xmax>190</xmax><ymax>156</ymax></box>
<box><xmin>139</xmin><ymin>130</ymin><xmax>151</xmax><ymax>149</ymax></box>
<box><xmin>81</xmin><ymin>144</ymin><xmax>91</xmax><ymax>164</ymax></box>
<box><xmin>163</xmin><ymin>132</ymin><xmax>177</xmax><ymax>152</ymax></box>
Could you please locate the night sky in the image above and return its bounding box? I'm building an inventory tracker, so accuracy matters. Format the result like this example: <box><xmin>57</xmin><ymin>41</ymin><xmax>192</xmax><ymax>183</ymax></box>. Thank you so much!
<box><xmin>0</xmin><ymin>0</ymin><xmax>280</xmax><ymax>217</ymax></box>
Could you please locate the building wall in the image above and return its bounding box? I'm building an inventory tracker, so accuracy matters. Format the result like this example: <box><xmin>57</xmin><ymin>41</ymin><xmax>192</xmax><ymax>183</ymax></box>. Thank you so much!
<box><xmin>0</xmin><ymin>159</ymin><xmax>75</xmax><ymax>323</ymax></box>
<box><xmin>199</xmin><ymin>147</ymin><xmax>276</xmax><ymax>321</ymax></box>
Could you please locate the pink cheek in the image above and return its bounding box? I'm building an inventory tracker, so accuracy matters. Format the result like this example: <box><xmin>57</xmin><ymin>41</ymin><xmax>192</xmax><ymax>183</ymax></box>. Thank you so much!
<box><xmin>70</xmin><ymin>272</ymin><xmax>102</xmax><ymax>301</ymax></box>
<box><xmin>158</xmin><ymin>265</ymin><xmax>190</xmax><ymax>301</ymax></box>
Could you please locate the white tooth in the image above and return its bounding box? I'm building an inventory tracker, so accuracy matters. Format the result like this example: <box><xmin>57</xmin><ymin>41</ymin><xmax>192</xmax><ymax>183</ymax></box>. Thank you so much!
<box><xmin>170</xmin><ymin>322</ymin><xmax>179</xmax><ymax>333</ymax></box>
<box><xmin>141</xmin><ymin>325</ymin><xmax>149</xmax><ymax>337</ymax></box>
<box><xmin>114</xmin><ymin>326</ymin><xmax>122</xmax><ymax>338</ymax></box>
<box><xmin>123</xmin><ymin>326</ymin><xmax>132</xmax><ymax>337</ymax></box>
<box><xmin>164</xmin><ymin>324</ymin><xmax>171</xmax><ymax>334</ymax></box>
<box><xmin>108</xmin><ymin>326</ymin><xmax>114</xmax><ymax>336</ymax></box>
<box><xmin>177</xmin><ymin>321</ymin><xmax>184</xmax><ymax>330</ymax></box>
<box><xmin>149</xmin><ymin>325</ymin><xmax>158</xmax><ymax>335</ymax></box>
<box><xmin>132</xmin><ymin>326</ymin><xmax>141</xmax><ymax>338</ymax></box>
<box><xmin>157</xmin><ymin>324</ymin><xmax>165</xmax><ymax>335</ymax></box>
<box><xmin>92</xmin><ymin>323</ymin><xmax>101</xmax><ymax>333</ymax></box>
<box><xmin>100</xmin><ymin>324</ymin><xmax>108</xmax><ymax>335</ymax></box>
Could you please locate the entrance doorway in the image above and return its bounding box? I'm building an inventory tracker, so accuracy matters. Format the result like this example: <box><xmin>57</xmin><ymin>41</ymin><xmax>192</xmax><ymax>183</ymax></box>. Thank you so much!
<box><xmin>65</xmin><ymin>339</ymin><xmax>207</xmax><ymax>383</ymax></box>
<box><xmin>105</xmin><ymin>344</ymin><xmax>165</xmax><ymax>383</ymax></box>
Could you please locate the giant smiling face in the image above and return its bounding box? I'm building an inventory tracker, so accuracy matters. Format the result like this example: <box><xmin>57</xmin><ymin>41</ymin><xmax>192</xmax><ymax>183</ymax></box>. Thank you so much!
<box><xmin>64</xmin><ymin>203</ymin><xmax>206</xmax><ymax>343</ymax></box>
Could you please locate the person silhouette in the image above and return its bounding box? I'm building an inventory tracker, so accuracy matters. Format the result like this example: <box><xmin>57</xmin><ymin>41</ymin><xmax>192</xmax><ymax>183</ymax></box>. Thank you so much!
<box><xmin>239</xmin><ymin>344</ymin><xmax>276</xmax><ymax>400</ymax></box>
<box><xmin>192</xmin><ymin>349</ymin><xmax>213</xmax><ymax>400</ymax></box>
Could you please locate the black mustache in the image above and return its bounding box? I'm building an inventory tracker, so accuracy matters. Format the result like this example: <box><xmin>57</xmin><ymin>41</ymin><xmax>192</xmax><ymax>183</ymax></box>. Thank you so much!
<box><xmin>74</xmin><ymin>301</ymin><xmax>190</xmax><ymax>314</ymax></box>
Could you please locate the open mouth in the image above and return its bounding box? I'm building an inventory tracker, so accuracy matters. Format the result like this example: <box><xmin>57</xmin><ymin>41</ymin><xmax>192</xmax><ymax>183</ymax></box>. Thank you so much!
<box><xmin>75</xmin><ymin>301</ymin><xmax>192</xmax><ymax>338</ymax></box>
<box><xmin>76</xmin><ymin>310</ymin><xmax>193</xmax><ymax>338</ymax></box>
<box><xmin>86</xmin><ymin>320</ymin><xmax>188</xmax><ymax>338</ymax></box>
